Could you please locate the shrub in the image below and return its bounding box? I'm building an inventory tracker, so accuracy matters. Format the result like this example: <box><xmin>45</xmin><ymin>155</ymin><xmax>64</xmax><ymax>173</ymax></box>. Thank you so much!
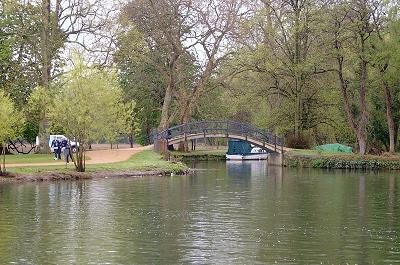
<box><xmin>286</xmin><ymin>133</ymin><xmax>312</xmax><ymax>149</ymax></box>
<box><xmin>285</xmin><ymin>153</ymin><xmax>400</xmax><ymax>170</ymax></box>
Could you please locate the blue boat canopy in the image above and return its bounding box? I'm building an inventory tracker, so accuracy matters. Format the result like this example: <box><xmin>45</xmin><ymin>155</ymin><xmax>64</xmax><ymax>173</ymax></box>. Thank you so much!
<box><xmin>227</xmin><ymin>140</ymin><xmax>252</xmax><ymax>155</ymax></box>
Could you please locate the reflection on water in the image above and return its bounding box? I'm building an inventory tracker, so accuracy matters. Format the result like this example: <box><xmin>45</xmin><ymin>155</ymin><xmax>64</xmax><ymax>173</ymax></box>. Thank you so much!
<box><xmin>0</xmin><ymin>162</ymin><xmax>400</xmax><ymax>264</ymax></box>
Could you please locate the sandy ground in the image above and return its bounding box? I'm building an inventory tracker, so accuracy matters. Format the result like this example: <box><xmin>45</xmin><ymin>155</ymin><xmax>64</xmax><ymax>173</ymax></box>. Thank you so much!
<box><xmin>6</xmin><ymin>145</ymin><xmax>152</xmax><ymax>168</ymax></box>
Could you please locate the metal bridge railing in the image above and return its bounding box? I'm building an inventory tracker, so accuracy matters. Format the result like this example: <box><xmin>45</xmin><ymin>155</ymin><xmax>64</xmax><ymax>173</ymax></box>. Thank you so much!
<box><xmin>154</xmin><ymin>120</ymin><xmax>283</xmax><ymax>148</ymax></box>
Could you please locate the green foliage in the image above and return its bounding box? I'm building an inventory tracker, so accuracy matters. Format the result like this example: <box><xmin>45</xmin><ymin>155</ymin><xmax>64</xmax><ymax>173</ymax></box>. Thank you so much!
<box><xmin>0</xmin><ymin>1</ymin><xmax>42</xmax><ymax>106</ymax></box>
<box><xmin>0</xmin><ymin>90</ymin><xmax>24</xmax><ymax>173</ymax></box>
<box><xmin>0</xmin><ymin>91</ymin><xmax>24</xmax><ymax>144</ymax></box>
<box><xmin>23</xmin><ymin>86</ymin><xmax>53</xmax><ymax>143</ymax></box>
<box><xmin>115</xmin><ymin>27</ymin><xmax>165</xmax><ymax>144</ymax></box>
<box><xmin>123</xmin><ymin>100</ymin><xmax>142</xmax><ymax>144</ymax></box>
<box><xmin>49</xmin><ymin>56</ymin><xmax>125</xmax><ymax>171</ymax></box>
<box><xmin>311</xmin><ymin>157</ymin><xmax>400</xmax><ymax>170</ymax></box>
<box><xmin>285</xmin><ymin>153</ymin><xmax>400</xmax><ymax>170</ymax></box>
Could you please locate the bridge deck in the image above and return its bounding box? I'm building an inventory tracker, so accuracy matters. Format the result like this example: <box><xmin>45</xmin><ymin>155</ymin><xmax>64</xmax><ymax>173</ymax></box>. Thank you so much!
<box><xmin>154</xmin><ymin>121</ymin><xmax>286</xmax><ymax>154</ymax></box>
<box><xmin>167</xmin><ymin>133</ymin><xmax>285</xmax><ymax>153</ymax></box>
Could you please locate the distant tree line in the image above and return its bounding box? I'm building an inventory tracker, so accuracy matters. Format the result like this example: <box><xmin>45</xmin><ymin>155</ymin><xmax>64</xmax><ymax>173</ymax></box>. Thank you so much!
<box><xmin>1</xmin><ymin>0</ymin><xmax>400</xmax><ymax>166</ymax></box>
<box><xmin>116</xmin><ymin>0</ymin><xmax>400</xmax><ymax>154</ymax></box>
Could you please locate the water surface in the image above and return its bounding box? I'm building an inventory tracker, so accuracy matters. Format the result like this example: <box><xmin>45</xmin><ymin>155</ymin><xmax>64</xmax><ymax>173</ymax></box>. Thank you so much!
<box><xmin>0</xmin><ymin>161</ymin><xmax>399</xmax><ymax>264</ymax></box>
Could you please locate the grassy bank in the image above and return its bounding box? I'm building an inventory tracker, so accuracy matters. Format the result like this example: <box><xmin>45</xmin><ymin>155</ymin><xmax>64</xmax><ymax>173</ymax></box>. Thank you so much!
<box><xmin>169</xmin><ymin>149</ymin><xmax>227</xmax><ymax>161</ymax></box>
<box><xmin>5</xmin><ymin>153</ymin><xmax>58</xmax><ymax>164</ymax></box>
<box><xmin>1</xmin><ymin>151</ymin><xmax>187</xmax><ymax>182</ymax></box>
<box><xmin>285</xmin><ymin>149</ymin><xmax>400</xmax><ymax>170</ymax></box>
<box><xmin>4</xmin><ymin>153</ymin><xmax>92</xmax><ymax>164</ymax></box>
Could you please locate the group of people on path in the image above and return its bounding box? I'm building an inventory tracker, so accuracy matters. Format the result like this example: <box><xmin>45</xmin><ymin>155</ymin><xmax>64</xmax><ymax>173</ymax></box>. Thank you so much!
<box><xmin>51</xmin><ymin>138</ymin><xmax>72</xmax><ymax>163</ymax></box>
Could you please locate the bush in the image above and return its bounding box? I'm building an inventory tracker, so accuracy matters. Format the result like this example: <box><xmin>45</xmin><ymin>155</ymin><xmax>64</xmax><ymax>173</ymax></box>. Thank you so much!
<box><xmin>284</xmin><ymin>153</ymin><xmax>400</xmax><ymax>170</ymax></box>
<box><xmin>286</xmin><ymin>133</ymin><xmax>312</xmax><ymax>149</ymax></box>
<box><xmin>310</xmin><ymin>156</ymin><xmax>400</xmax><ymax>170</ymax></box>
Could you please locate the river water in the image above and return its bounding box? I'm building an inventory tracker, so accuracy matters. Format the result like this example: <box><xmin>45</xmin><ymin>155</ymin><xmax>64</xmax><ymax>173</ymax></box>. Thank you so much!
<box><xmin>0</xmin><ymin>161</ymin><xmax>399</xmax><ymax>264</ymax></box>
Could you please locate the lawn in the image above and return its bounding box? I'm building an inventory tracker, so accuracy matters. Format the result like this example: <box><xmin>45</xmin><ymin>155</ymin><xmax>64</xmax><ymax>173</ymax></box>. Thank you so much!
<box><xmin>4</xmin><ymin>153</ymin><xmax>58</xmax><ymax>164</ymax></box>
<box><xmin>4</xmin><ymin>153</ymin><xmax>91</xmax><ymax>164</ymax></box>
<box><xmin>88</xmin><ymin>150</ymin><xmax>187</xmax><ymax>172</ymax></box>
<box><xmin>6</xmin><ymin>150</ymin><xmax>187</xmax><ymax>174</ymax></box>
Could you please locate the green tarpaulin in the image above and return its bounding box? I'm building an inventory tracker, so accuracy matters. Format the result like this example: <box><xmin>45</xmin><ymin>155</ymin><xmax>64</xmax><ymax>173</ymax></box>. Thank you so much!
<box><xmin>314</xmin><ymin>143</ymin><xmax>353</xmax><ymax>153</ymax></box>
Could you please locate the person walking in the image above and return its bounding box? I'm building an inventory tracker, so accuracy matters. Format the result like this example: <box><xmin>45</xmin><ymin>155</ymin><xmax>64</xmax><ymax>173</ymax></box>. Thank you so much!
<box><xmin>56</xmin><ymin>139</ymin><xmax>62</xmax><ymax>160</ymax></box>
<box><xmin>61</xmin><ymin>138</ymin><xmax>71</xmax><ymax>164</ymax></box>
<box><xmin>51</xmin><ymin>138</ymin><xmax>59</xmax><ymax>160</ymax></box>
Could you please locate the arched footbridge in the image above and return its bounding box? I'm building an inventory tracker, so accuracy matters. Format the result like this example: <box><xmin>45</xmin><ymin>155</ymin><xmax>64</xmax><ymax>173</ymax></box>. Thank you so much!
<box><xmin>154</xmin><ymin>120</ymin><xmax>287</xmax><ymax>154</ymax></box>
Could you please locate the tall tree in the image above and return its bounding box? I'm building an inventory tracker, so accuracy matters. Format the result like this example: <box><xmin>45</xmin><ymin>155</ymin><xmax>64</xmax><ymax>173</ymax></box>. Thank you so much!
<box><xmin>331</xmin><ymin>0</ymin><xmax>383</xmax><ymax>154</ymax></box>
<box><xmin>121</xmin><ymin>0</ymin><xmax>246</xmax><ymax>130</ymax></box>
<box><xmin>371</xmin><ymin>4</ymin><xmax>400</xmax><ymax>153</ymax></box>
<box><xmin>49</xmin><ymin>57</ymin><xmax>125</xmax><ymax>172</ymax></box>
<box><xmin>228</xmin><ymin>0</ymin><xmax>336</xmax><ymax>140</ymax></box>
<box><xmin>0</xmin><ymin>1</ymin><xmax>42</xmax><ymax>105</ymax></box>
<box><xmin>31</xmin><ymin>0</ymin><xmax>113</xmax><ymax>149</ymax></box>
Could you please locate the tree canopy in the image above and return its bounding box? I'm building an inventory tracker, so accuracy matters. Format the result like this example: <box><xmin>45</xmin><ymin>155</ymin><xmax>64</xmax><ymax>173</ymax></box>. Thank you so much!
<box><xmin>1</xmin><ymin>0</ymin><xmax>400</xmax><ymax>156</ymax></box>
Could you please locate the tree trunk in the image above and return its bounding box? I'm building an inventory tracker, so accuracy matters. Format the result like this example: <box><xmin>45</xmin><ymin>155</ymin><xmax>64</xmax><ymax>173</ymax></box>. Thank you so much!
<box><xmin>336</xmin><ymin>55</ymin><xmax>368</xmax><ymax>155</ymax></box>
<box><xmin>37</xmin><ymin>0</ymin><xmax>52</xmax><ymax>153</ymax></box>
<box><xmin>159</xmin><ymin>55</ymin><xmax>178</xmax><ymax>131</ymax></box>
<box><xmin>159</xmin><ymin>83</ymin><xmax>174</xmax><ymax>130</ymax></box>
<box><xmin>40</xmin><ymin>0</ymin><xmax>51</xmax><ymax>88</ymax></box>
<box><xmin>38</xmin><ymin>118</ymin><xmax>49</xmax><ymax>153</ymax></box>
<box><xmin>0</xmin><ymin>148</ymin><xmax>2</xmax><ymax>174</ymax></box>
<box><xmin>294</xmin><ymin>93</ymin><xmax>301</xmax><ymax>138</ymax></box>
<box><xmin>129</xmin><ymin>134</ymin><xmax>134</xmax><ymax>148</ymax></box>
<box><xmin>357</xmin><ymin>60</ymin><xmax>368</xmax><ymax>155</ymax></box>
<box><xmin>383</xmin><ymin>80</ymin><xmax>395</xmax><ymax>154</ymax></box>
<box><xmin>73</xmin><ymin>144</ymin><xmax>85</xmax><ymax>172</ymax></box>
<box><xmin>357</xmin><ymin>133</ymin><xmax>367</xmax><ymax>156</ymax></box>
<box><xmin>2</xmin><ymin>143</ymin><xmax>6</xmax><ymax>174</ymax></box>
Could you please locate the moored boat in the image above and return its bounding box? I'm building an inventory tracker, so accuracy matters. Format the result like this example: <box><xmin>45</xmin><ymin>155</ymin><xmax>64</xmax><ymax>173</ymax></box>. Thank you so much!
<box><xmin>225</xmin><ymin>140</ymin><xmax>269</xmax><ymax>160</ymax></box>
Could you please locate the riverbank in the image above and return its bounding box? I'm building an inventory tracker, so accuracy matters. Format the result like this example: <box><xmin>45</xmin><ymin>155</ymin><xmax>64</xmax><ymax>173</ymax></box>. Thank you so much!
<box><xmin>285</xmin><ymin>149</ymin><xmax>400</xmax><ymax>170</ymax></box>
<box><xmin>0</xmin><ymin>150</ymin><xmax>188</xmax><ymax>184</ymax></box>
<box><xmin>169</xmin><ymin>148</ymin><xmax>400</xmax><ymax>170</ymax></box>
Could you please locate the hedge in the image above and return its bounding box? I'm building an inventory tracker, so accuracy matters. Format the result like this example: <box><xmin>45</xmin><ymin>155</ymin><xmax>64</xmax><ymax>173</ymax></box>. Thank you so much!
<box><xmin>284</xmin><ymin>154</ymin><xmax>400</xmax><ymax>170</ymax></box>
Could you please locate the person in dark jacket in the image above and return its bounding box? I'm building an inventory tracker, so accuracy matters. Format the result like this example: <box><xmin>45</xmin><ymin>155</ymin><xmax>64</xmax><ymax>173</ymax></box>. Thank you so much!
<box><xmin>51</xmin><ymin>139</ymin><xmax>60</xmax><ymax>160</ymax></box>
<box><xmin>56</xmin><ymin>140</ymin><xmax>62</xmax><ymax>160</ymax></box>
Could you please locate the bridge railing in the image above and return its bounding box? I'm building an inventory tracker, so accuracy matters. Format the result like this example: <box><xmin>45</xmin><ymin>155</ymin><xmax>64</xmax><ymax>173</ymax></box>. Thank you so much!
<box><xmin>154</xmin><ymin>120</ymin><xmax>283</xmax><ymax>148</ymax></box>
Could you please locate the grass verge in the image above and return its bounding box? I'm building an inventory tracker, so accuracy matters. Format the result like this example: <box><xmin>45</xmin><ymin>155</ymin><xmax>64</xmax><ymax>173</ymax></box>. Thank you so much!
<box><xmin>6</xmin><ymin>150</ymin><xmax>187</xmax><ymax>175</ymax></box>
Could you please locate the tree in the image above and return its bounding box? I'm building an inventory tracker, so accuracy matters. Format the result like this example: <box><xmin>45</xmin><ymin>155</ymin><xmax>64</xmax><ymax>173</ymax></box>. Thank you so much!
<box><xmin>0</xmin><ymin>91</ymin><xmax>24</xmax><ymax>174</ymax></box>
<box><xmin>0</xmin><ymin>1</ymin><xmax>42</xmax><ymax>106</ymax></box>
<box><xmin>121</xmin><ymin>0</ymin><xmax>246</xmax><ymax>131</ymax></box>
<box><xmin>49</xmin><ymin>57</ymin><xmax>125</xmax><ymax>172</ymax></box>
<box><xmin>371</xmin><ymin>5</ymin><xmax>400</xmax><ymax>153</ymax></box>
<box><xmin>123</xmin><ymin>100</ymin><xmax>141</xmax><ymax>148</ymax></box>
<box><xmin>331</xmin><ymin>0</ymin><xmax>384</xmax><ymax>154</ymax></box>
<box><xmin>115</xmin><ymin>28</ymin><xmax>165</xmax><ymax>144</ymax></box>
<box><xmin>220</xmin><ymin>0</ymin><xmax>339</xmax><ymax>145</ymax></box>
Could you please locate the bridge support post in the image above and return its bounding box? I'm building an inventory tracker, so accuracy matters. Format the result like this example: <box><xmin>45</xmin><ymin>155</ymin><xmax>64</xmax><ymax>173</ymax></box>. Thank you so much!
<box><xmin>268</xmin><ymin>152</ymin><xmax>284</xmax><ymax>167</ymax></box>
